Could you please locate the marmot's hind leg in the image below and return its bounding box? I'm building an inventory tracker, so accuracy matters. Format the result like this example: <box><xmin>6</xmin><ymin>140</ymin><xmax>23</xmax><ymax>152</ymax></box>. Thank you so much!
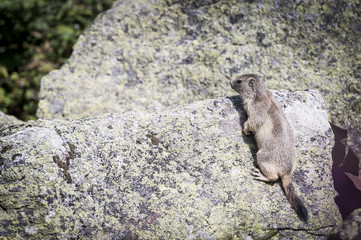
<box><xmin>251</xmin><ymin>168</ymin><xmax>270</xmax><ymax>182</ymax></box>
<box><xmin>251</xmin><ymin>167</ymin><xmax>278</xmax><ymax>182</ymax></box>
<box><xmin>253</xmin><ymin>150</ymin><xmax>280</xmax><ymax>182</ymax></box>
<box><xmin>252</xmin><ymin>150</ymin><xmax>280</xmax><ymax>182</ymax></box>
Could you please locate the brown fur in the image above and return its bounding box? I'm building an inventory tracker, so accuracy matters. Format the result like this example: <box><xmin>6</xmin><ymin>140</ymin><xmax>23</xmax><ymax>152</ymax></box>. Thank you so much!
<box><xmin>230</xmin><ymin>74</ymin><xmax>308</xmax><ymax>222</ymax></box>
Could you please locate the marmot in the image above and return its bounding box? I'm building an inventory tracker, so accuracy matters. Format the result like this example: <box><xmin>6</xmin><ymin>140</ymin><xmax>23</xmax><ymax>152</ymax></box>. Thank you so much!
<box><xmin>230</xmin><ymin>74</ymin><xmax>308</xmax><ymax>223</ymax></box>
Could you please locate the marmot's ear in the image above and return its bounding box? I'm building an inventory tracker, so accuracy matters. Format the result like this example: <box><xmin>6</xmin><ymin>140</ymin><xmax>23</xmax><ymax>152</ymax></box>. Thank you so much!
<box><xmin>248</xmin><ymin>78</ymin><xmax>256</xmax><ymax>91</ymax></box>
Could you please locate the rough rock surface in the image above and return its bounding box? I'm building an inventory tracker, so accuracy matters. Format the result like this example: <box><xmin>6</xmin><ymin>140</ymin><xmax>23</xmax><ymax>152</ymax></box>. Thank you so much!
<box><xmin>329</xmin><ymin>208</ymin><xmax>361</xmax><ymax>240</ymax></box>
<box><xmin>36</xmin><ymin>0</ymin><xmax>361</xmax><ymax>158</ymax></box>
<box><xmin>1</xmin><ymin>90</ymin><xmax>341</xmax><ymax>239</ymax></box>
<box><xmin>0</xmin><ymin>111</ymin><xmax>23</xmax><ymax>129</ymax></box>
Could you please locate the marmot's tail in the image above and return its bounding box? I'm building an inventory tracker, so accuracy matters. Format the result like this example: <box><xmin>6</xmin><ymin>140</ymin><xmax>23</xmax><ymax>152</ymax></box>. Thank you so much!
<box><xmin>281</xmin><ymin>174</ymin><xmax>309</xmax><ymax>223</ymax></box>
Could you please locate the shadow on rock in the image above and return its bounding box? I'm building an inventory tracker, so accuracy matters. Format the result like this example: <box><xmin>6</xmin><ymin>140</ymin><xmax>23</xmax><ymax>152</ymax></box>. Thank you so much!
<box><xmin>330</xmin><ymin>122</ymin><xmax>361</xmax><ymax>220</ymax></box>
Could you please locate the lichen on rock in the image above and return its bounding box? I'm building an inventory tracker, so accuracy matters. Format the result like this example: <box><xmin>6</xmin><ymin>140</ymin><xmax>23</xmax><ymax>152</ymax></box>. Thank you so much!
<box><xmin>1</xmin><ymin>91</ymin><xmax>341</xmax><ymax>239</ymax></box>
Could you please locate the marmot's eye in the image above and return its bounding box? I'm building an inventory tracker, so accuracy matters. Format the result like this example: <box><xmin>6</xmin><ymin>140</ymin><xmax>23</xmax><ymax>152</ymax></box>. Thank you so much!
<box><xmin>236</xmin><ymin>80</ymin><xmax>242</xmax><ymax>84</ymax></box>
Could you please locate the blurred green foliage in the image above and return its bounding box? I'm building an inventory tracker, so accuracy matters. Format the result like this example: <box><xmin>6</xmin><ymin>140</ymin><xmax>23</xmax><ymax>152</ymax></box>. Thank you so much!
<box><xmin>0</xmin><ymin>0</ymin><xmax>115</xmax><ymax>120</ymax></box>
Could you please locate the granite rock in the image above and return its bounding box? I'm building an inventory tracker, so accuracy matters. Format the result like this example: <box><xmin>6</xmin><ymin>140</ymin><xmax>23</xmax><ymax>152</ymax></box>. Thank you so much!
<box><xmin>1</xmin><ymin>90</ymin><xmax>341</xmax><ymax>239</ymax></box>
<box><xmin>329</xmin><ymin>208</ymin><xmax>361</xmax><ymax>240</ymax></box>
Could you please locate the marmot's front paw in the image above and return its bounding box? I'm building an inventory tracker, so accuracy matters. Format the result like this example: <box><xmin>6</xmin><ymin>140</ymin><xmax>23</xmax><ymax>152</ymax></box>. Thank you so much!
<box><xmin>243</xmin><ymin>122</ymin><xmax>252</xmax><ymax>135</ymax></box>
<box><xmin>243</xmin><ymin>129</ymin><xmax>251</xmax><ymax>135</ymax></box>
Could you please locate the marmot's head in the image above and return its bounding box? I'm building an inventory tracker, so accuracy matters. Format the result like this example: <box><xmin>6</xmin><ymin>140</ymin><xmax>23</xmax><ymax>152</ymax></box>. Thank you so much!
<box><xmin>230</xmin><ymin>74</ymin><xmax>265</xmax><ymax>100</ymax></box>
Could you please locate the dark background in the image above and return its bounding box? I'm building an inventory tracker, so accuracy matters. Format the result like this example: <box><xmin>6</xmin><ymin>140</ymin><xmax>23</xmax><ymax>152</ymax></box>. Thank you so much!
<box><xmin>0</xmin><ymin>0</ymin><xmax>115</xmax><ymax>120</ymax></box>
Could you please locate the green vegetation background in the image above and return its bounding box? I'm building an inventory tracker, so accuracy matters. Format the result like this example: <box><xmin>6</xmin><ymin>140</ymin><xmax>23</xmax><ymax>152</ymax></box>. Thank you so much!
<box><xmin>0</xmin><ymin>0</ymin><xmax>115</xmax><ymax>120</ymax></box>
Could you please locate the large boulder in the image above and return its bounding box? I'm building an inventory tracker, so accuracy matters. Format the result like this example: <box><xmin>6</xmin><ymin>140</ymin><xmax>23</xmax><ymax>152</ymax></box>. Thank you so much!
<box><xmin>1</xmin><ymin>90</ymin><xmax>341</xmax><ymax>239</ymax></box>
<box><xmin>36</xmin><ymin>0</ymin><xmax>361</xmax><ymax>159</ymax></box>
